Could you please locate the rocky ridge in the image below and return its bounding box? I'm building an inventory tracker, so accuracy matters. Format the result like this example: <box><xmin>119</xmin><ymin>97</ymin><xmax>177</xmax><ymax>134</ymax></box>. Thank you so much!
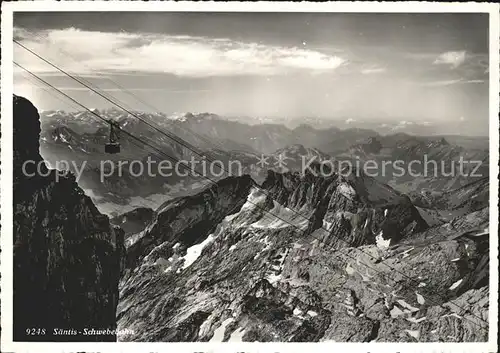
<box><xmin>116</xmin><ymin>161</ymin><xmax>488</xmax><ymax>342</ymax></box>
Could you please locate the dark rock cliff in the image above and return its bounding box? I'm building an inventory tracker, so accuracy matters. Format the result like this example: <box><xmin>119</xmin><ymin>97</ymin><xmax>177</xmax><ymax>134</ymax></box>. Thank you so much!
<box><xmin>13</xmin><ymin>95</ymin><xmax>126</xmax><ymax>342</ymax></box>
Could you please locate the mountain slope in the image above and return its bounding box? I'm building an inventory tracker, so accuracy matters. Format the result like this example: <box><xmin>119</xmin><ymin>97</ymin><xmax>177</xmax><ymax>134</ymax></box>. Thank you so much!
<box><xmin>116</xmin><ymin>169</ymin><xmax>465</xmax><ymax>342</ymax></box>
<box><xmin>409</xmin><ymin>177</ymin><xmax>489</xmax><ymax>226</ymax></box>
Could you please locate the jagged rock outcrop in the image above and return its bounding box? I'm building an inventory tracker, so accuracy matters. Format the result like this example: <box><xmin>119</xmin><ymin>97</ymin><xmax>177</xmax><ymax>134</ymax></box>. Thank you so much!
<box><xmin>262</xmin><ymin>168</ymin><xmax>428</xmax><ymax>247</ymax></box>
<box><xmin>123</xmin><ymin>175</ymin><xmax>255</xmax><ymax>273</ymax></box>
<box><xmin>13</xmin><ymin>95</ymin><xmax>126</xmax><ymax>342</ymax></box>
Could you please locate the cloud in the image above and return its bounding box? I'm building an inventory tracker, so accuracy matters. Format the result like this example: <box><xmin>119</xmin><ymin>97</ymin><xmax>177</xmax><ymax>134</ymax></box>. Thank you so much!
<box><xmin>418</xmin><ymin>78</ymin><xmax>485</xmax><ymax>87</ymax></box>
<box><xmin>419</xmin><ymin>79</ymin><xmax>462</xmax><ymax>87</ymax></box>
<box><xmin>14</xmin><ymin>27</ymin><xmax>348</xmax><ymax>77</ymax></box>
<box><xmin>433</xmin><ymin>50</ymin><xmax>467</xmax><ymax>69</ymax></box>
<box><xmin>464</xmin><ymin>79</ymin><xmax>486</xmax><ymax>84</ymax></box>
<box><xmin>359</xmin><ymin>62</ymin><xmax>387</xmax><ymax>75</ymax></box>
<box><xmin>360</xmin><ymin>66</ymin><xmax>386</xmax><ymax>75</ymax></box>
<box><xmin>14</xmin><ymin>69</ymin><xmax>111</xmax><ymax>79</ymax></box>
<box><xmin>17</xmin><ymin>85</ymin><xmax>211</xmax><ymax>93</ymax></box>
<box><xmin>404</xmin><ymin>50</ymin><xmax>487</xmax><ymax>78</ymax></box>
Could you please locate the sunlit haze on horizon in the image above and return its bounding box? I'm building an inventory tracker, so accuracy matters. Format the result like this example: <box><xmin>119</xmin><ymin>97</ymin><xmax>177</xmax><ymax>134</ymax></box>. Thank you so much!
<box><xmin>13</xmin><ymin>12</ymin><xmax>490</xmax><ymax>136</ymax></box>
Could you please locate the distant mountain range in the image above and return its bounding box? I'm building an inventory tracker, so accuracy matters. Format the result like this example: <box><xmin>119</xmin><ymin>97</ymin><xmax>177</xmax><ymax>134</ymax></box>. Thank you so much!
<box><xmin>39</xmin><ymin>109</ymin><xmax>488</xmax><ymax>216</ymax></box>
<box><xmin>41</xmin><ymin>109</ymin><xmax>489</xmax><ymax>153</ymax></box>
<box><xmin>163</xmin><ymin>113</ymin><xmax>488</xmax><ymax>138</ymax></box>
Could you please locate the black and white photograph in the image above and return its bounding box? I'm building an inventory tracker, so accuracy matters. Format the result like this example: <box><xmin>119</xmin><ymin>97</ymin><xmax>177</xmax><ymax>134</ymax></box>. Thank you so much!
<box><xmin>1</xmin><ymin>2</ymin><xmax>498</xmax><ymax>352</ymax></box>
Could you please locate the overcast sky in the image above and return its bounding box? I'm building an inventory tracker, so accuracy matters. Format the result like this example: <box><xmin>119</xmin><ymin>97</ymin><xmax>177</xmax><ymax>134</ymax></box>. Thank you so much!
<box><xmin>13</xmin><ymin>12</ymin><xmax>489</xmax><ymax>134</ymax></box>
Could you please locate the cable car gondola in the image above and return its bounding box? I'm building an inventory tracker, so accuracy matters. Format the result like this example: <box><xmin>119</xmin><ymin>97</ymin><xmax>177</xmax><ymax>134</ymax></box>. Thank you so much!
<box><xmin>105</xmin><ymin>120</ymin><xmax>121</xmax><ymax>154</ymax></box>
